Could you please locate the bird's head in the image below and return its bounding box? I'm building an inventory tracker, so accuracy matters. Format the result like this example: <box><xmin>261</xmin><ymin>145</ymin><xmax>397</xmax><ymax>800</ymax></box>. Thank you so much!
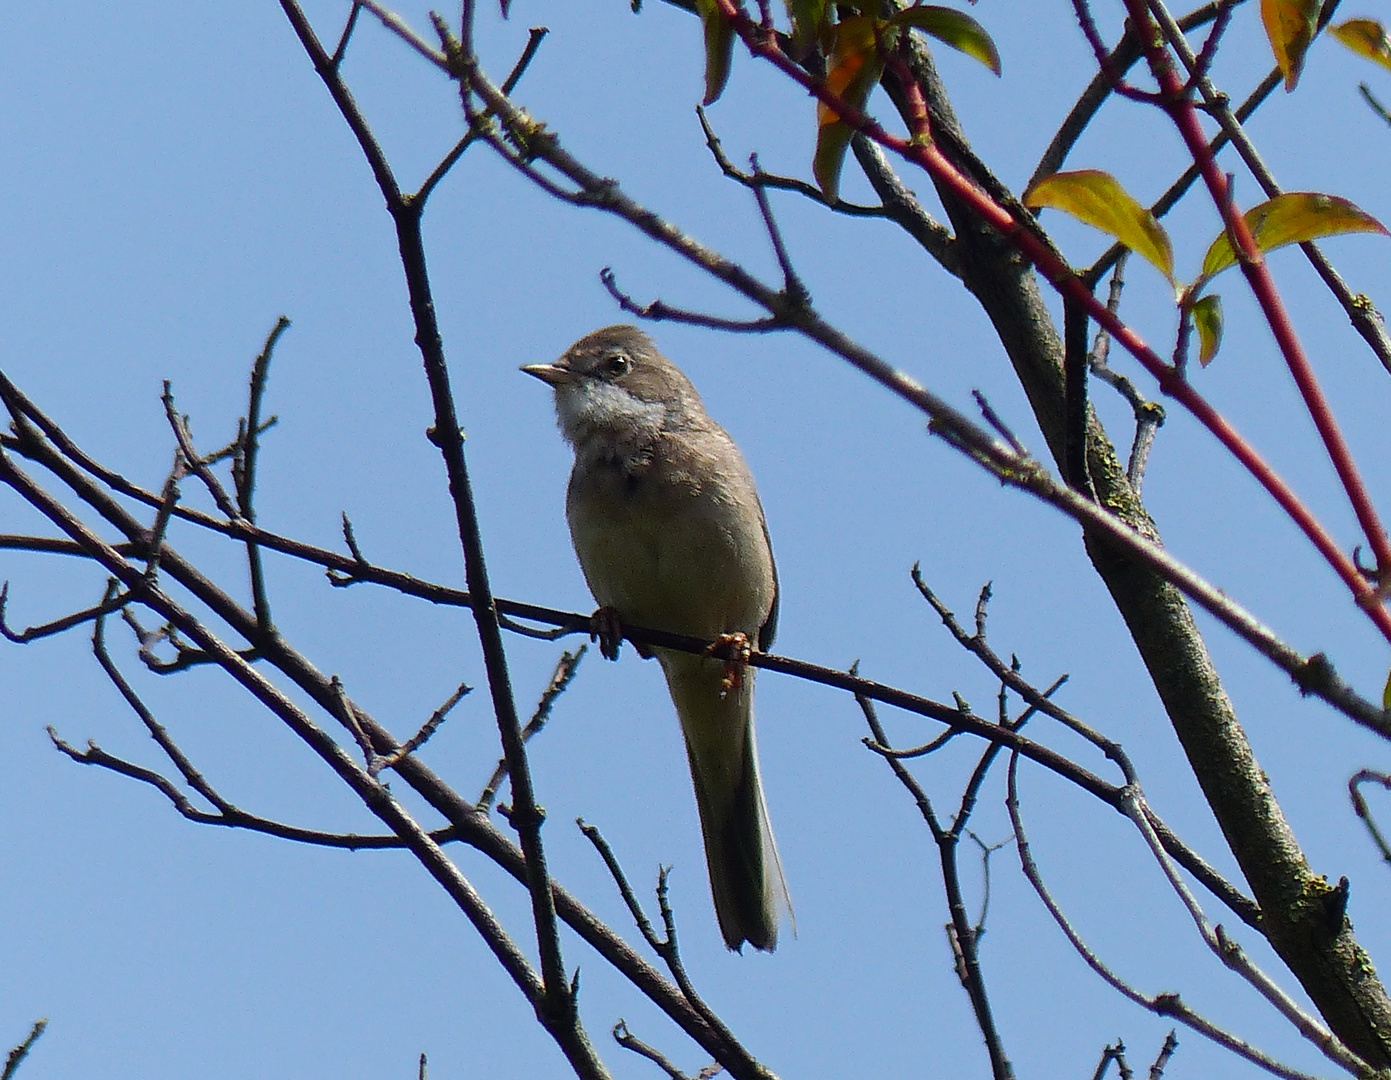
<box><xmin>522</xmin><ymin>325</ymin><xmax>706</xmax><ymax>448</ymax></box>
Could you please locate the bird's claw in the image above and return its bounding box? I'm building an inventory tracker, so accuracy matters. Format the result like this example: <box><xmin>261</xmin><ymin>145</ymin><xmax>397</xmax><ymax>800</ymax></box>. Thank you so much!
<box><xmin>591</xmin><ymin>606</ymin><xmax>624</xmax><ymax>661</ymax></box>
<box><xmin>705</xmin><ymin>632</ymin><xmax>752</xmax><ymax>696</ymax></box>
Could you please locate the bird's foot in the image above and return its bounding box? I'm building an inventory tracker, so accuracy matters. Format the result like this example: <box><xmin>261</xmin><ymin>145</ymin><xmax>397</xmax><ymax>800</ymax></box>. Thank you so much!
<box><xmin>590</xmin><ymin>606</ymin><xmax>625</xmax><ymax>661</ymax></box>
<box><xmin>705</xmin><ymin>632</ymin><xmax>752</xmax><ymax>696</ymax></box>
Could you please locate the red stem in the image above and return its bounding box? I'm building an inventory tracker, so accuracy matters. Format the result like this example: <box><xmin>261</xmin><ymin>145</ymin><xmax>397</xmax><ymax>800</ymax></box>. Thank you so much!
<box><xmin>1119</xmin><ymin>0</ymin><xmax>1391</xmax><ymax>593</ymax></box>
<box><xmin>712</xmin><ymin>0</ymin><xmax>1391</xmax><ymax>642</ymax></box>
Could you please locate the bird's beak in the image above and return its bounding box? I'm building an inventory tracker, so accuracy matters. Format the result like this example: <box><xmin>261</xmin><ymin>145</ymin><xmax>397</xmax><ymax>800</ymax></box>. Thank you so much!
<box><xmin>521</xmin><ymin>362</ymin><xmax>575</xmax><ymax>387</ymax></box>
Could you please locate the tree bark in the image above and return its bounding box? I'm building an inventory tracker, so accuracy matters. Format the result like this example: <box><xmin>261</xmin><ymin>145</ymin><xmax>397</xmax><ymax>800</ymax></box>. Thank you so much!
<box><xmin>877</xmin><ymin>36</ymin><xmax>1391</xmax><ymax>1070</ymax></box>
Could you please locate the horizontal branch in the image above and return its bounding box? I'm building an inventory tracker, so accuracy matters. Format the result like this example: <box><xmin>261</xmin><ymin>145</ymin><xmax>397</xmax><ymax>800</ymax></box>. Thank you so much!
<box><xmin>0</xmin><ymin>521</ymin><xmax>1258</xmax><ymax>927</ymax></box>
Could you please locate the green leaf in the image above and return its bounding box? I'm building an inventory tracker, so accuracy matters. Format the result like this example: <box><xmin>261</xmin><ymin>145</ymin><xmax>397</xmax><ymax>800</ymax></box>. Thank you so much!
<box><xmin>1191</xmin><ymin>293</ymin><xmax>1224</xmax><ymax>367</ymax></box>
<box><xmin>813</xmin><ymin>16</ymin><xmax>884</xmax><ymax>201</ymax></box>
<box><xmin>1331</xmin><ymin>19</ymin><xmax>1391</xmax><ymax>74</ymax></box>
<box><xmin>787</xmin><ymin>0</ymin><xmax>835</xmax><ymax>54</ymax></box>
<box><xmin>695</xmin><ymin>0</ymin><xmax>736</xmax><ymax>105</ymax></box>
<box><xmin>1200</xmin><ymin>193</ymin><xmax>1390</xmax><ymax>282</ymax></box>
<box><xmin>1261</xmin><ymin>0</ymin><xmax>1319</xmax><ymax>90</ymax></box>
<box><xmin>1384</xmin><ymin>666</ymin><xmax>1391</xmax><ymax>711</ymax></box>
<box><xmin>1023</xmin><ymin>170</ymin><xmax>1175</xmax><ymax>284</ymax></box>
<box><xmin>889</xmin><ymin>5</ymin><xmax>1001</xmax><ymax>75</ymax></box>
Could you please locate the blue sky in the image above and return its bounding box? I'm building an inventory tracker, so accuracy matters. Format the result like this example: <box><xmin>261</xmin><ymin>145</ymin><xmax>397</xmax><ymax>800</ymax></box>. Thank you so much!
<box><xmin>3</xmin><ymin>2</ymin><xmax>1391</xmax><ymax>1077</ymax></box>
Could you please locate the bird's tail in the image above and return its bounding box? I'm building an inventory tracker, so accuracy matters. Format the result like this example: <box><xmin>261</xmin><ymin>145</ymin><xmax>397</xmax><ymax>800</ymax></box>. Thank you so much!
<box><xmin>661</xmin><ymin>652</ymin><xmax>792</xmax><ymax>952</ymax></box>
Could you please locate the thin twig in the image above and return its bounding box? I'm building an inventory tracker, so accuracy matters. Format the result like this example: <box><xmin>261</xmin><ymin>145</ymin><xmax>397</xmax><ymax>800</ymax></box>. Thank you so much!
<box><xmin>1086</xmin><ymin>253</ymin><xmax>1166</xmax><ymax>494</ymax></box>
<box><xmin>479</xmin><ymin>647</ymin><xmax>585</xmax><ymax>809</ymax></box>
<box><xmin>601</xmin><ymin>268</ymin><xmax>784</xmax><ymax>333</ymax></box>
<box><xmin>1349</xmin><ymin>770</ymin><xmax>1391</xmax><ymax>866</ymax></box>
<box><xmin>579</xmin><ymin>820</ymin><xmax>663</xmax><ymax>951</ymax></box>
<box><xmin>143</xmin><ymin>467</ymin><xmax>182</xmax><ymax>581</ymax></box>
<box><xmin>160</xmin><ymin>382</ymin><xmax>241</xmax><ymax>521</ymax></box>
<box><xmin>855</xmin><ymin>675</ymin><xmax>1014</xmax><ymax>1080</ymax></box>
<box><xmin>373</xmin><ymin>680</ymin><xmax>473</xmax><ymax>776</ymax></box>
<box><xmin>1149</xmin><ymin>1031</ymin><xmax>1180</xmax><ymax>1080</ymax></box>
<box><xmin>1118</xmin><ymin>785</ymin><xmax>1363</xmax><ymax>1073</ymax></box>
<box><xmin>748</xmin><ymin>154</ymin><xmax>810</xmax><ymax>308</ymax></box>
<box><xmin>1</xmin><ymin>1020</ymin><xmax>47</xmax><ymax>1080</ymax></box>
<box><xmin>971</xmin><ymin>392</ymin><xmax>1027</xmax><ymax>458</ymax></box>
<box><xmin>49</xmin><ymin>726</ymin><xmax>462</xmax><ymax>850</ymax></box>
<box><xmin>1360</xmin><ymin>84</ymin><xmax>1391</xmax><ymax>128</ymax></box>
<box><xmin>613</xmin><ymin>1021</ymin><xmax>703</xmax><ymax>1080</ymax></box>
<box><xmin>330</xmin><ymin>1</ymin><xmax>362</xmax><ymax>67</ymax></box>
<box><xmin>0</xmin><ymin>579</ymin><xmax>135</xmax><ymax>643</ymax></box>
<box><xmin>413</xmin><ymin>27</ymin><xmax>551</xmax><ymax>206</ymax></box>
<box><xmin>696</xmin><ymin>106</ymin><xmax>885</xmax><ymax>218</ymax></box>
<box><xmin>580</xmin><ymin>823</ymin><xmax>736</xmax><ymax>1048</ymax></box>
<box><xmin>235</xmin><ymin>316</ymin><xmax>290</xmax><ymax>633</ymax></box>
<box><xmin>1091</xmin><ymin>1041</ymin><xmax>1131</xmax><ymax>1080</ymax></box>
<box><xmin>1007</xmin><ymin>755</ymin><xmax>1323</xmax><ymax>1080</ymax></box>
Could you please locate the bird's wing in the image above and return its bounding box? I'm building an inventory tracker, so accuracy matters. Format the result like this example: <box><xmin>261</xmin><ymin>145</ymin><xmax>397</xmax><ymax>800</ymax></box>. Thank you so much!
<box><xmin>757</xmin><ymin>502</ymin><xmax>779</xmax><ymax>653</ymax></box>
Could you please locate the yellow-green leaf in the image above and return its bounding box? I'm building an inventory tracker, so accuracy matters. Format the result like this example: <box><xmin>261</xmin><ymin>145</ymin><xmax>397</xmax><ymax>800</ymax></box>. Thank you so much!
<box><xmin>1201</xmin><ymin>193</ymin><xmax>1390</xmax><ymax>281</ymax></box>
<box><xmin>890</xmin><ymin>5</ymin><xmax>1001</xmax><ymax>75</ymax></box>
<box><xmin>1384</xmin><ymin>666</ymin><xmax>1391</xmax><ymax>711</ymax></box>
<box><xmin>813</xmin><ymin>16</ymin><xmax>884</xmax><ymax>201</ymax></box>
<box><xmin>1331</xmin><ymin>19</ymin><xmax>1391</xmax><ymax>74</ymax></box>
<box><xmin>1262</xmin><ymin>0</ymin><xmax>1319</xmax><ymax>90</ymax></box>
<box><xmin>1191</xmin><ymin>293</ymin><xmax>1224</xmax><ymax>367</ymax></box>
<box><xmin>1023</xmin><ymin>170</ymin><xmax>1175</xmax><ymax>284</ymax></box>
<box><xmin>695</xmin><ymin>0</ymin><xmax>736</xmax><ymax>105</ymax></box>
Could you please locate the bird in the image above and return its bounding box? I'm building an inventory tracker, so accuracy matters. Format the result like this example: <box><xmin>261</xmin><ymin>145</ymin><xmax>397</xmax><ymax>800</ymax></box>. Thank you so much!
<box><xmin>523</xmin><ymin>325</ymin><xmax>791</xmax><ymax>951</ymax></box>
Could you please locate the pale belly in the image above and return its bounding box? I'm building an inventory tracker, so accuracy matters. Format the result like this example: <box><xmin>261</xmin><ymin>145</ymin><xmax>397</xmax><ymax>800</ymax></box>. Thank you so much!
<box><xmin>566</xmin><ymin>462</ymin><xmax>773</xmax><ymax>641</ymax></box>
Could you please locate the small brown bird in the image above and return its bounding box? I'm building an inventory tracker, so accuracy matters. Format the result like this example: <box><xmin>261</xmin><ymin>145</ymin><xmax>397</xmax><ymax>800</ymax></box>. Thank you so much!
<box><xmin>523</xmin><ymin>325</ymin><xmax>791</xmax><ymax>951</ymax></box>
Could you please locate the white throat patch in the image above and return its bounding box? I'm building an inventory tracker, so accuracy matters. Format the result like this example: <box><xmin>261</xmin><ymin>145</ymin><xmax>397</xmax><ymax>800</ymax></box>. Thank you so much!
<box><xmin>556</xmin><ymin>379</ymin><xmax>667</xmax><ymax>446</ymax></box>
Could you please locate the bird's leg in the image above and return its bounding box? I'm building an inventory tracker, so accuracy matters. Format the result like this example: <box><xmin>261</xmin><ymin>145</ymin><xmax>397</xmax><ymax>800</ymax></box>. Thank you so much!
<box><xmin>705</xmin><ymin>631</ymin><xmax>752</xmax><ymax>696</ymax></box>
<box><xmin>590</xmin><ymin>606</ymin><xmax>626</xmax><ymax>661</ymax></box>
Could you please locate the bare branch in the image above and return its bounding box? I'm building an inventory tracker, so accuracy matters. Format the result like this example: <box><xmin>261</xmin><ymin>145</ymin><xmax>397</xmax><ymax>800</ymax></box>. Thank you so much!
<box><xmin>1350</xmin><ymin>770</ymin><xmax>1391</xmax><ymax>866</ymax></box>
<box><xmin>578</xmin><ymin>820</ymin><xmax>664</xmax><ymax>952</ymax></box>
<box><xmin>1091</xmin><ymin>1041</ymin><xmax>1132</xmax><ymax>1080</ymax></box>
<box><xmin>1120</xmin><ymin>786</ymin><xmax>1362</xmax><ymax>1073</ymax></box>
<box><xmin>1008</xmin><ymin>755</ymin><xmax>1326</xmax><ymax>1080</ymax></box>
<box><xmin>601</xmin><ymin>268</ymin><xmax>784</xmax><ymax>334</ymax></box>
<box><xmin>0</xmin><ymin>578</ymin><xmax>135</xmax><ymax>644</ymax></box>
<box><xmin>374</xmin><ymin>680</ymin><xmax>472</xmax><ymax>777</ymax></box>
<box><xmin>696</xmin><ymin>106</ymin><xmax>885</xmax><ymax>218</ymax></box>
<box><xmin>613</xmin><ymin>1021</ymin><xmax>708</xmax><ymax>1080</ymax></box>
<box><xmin>479</xmin><ymin>647</ymin><xmax>584</xmax><ymax>810</ymax></box>
<box><xmin>160</xmin><ymin>382</ymin><xmax>241</xmax><ymax>521</ymax></box>
<box><xmin>855</xmin><ymin>678</ymin><xmax>1014</xmax><ymax>1080</ymax></box>
<box><xmin>1149</xmin><ymin>1031</ymin><xmax>1180</xmax><ymax>1080</ymax></box>
<box><xmin>284</xmin><ymin>5</ymin><xmax>583</xmax><ymax>1053</ymax></box>
<box><xmin>1</xmin><ymin>1020</ymin><xmax>47</xmax><ymax>1080</ymax></box>
<box><xmin>233</xmin><ymin>316</ymin><xmax>291</xmax><ymax>633</ymax></box>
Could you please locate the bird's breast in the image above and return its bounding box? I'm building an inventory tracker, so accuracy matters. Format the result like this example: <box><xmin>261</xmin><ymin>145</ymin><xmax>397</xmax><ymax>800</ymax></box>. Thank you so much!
<box><xmin>565</xmin><ymin>445</ymin><xmax>773</xmax><ymax>641</ymax></box>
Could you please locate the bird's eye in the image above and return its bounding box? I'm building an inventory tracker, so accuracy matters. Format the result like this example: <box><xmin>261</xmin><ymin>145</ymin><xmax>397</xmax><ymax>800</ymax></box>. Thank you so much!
<box><xmin>602</xmin><ymin>353</ymin><xmax>631</xmax><ymax>377</ymax></box>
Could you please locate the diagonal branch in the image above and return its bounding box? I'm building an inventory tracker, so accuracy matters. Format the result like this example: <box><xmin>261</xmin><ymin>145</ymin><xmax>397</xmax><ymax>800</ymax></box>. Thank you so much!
<box><xmin>1007</xmin><ymin>755</ymin><xmax>1330</xmax><ymax>1080</ymax></box>
<box><xmin>280</xmin><ymin>3</ymin><xmax>584</xmax><ymax>1062</ymax></box>
<box><xmin>0</xmin><ymin>442</ymin><xmax>548</xmax><ymax>1019</ymax></box>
